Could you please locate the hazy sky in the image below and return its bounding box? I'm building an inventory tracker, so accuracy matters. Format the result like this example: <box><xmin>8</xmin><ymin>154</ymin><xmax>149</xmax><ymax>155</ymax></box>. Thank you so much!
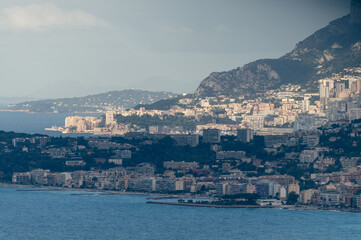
<box><xmin>0</xmin><ymin>0</ymin><xmax>351</xmax><ymax>99</ymax></box>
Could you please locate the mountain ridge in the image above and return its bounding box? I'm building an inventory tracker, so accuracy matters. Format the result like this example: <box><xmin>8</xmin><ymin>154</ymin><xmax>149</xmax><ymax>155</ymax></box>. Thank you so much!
<box><xmin>6</xmin><ymin>89</ymin><xmax>177</xmax><ymax>113</ymax></box>
<box><xmin>195</xmin><ymin>0</ymin><xmax>361</xmax><ymax>97</ymax></box>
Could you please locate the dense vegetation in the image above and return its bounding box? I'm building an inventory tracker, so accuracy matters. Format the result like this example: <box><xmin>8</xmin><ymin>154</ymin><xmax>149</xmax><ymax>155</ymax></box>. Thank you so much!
<box><xmin>115</xmin><ymin>114</ymin><xmax>236</xmax><ymax>131</ymax></box>
<box><xmin>1</xmin><ymin>120</ymin><xmax>360</xmax><ymax>183</ymax></box>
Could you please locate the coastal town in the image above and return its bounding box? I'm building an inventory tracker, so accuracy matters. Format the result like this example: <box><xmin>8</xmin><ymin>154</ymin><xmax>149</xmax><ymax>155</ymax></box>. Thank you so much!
<box><xmin>2</xmin><ymin>0</ymin><xmax>361</xmax><ymax>239</ymax></box>
<box><xmin>1</xmin><ymin>71</ymin><xmax>361</xmax><ymax>210</ymax></box>
<box><xmin>53</xmin><ymin>69</ymin><xmax>361</xmax><ymax>136</ymax></box>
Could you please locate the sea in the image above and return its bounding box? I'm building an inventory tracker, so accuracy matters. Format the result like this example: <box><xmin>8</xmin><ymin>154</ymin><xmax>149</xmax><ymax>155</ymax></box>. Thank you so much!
<box><xmin>1</xmin><ymin>112</ymin><xmax>361</xmax><ymax>239</ymax></box>
<box><xmin>0</xmin><ymin>111</ymin><xmax>102</xmax><ymax>137</ymax></box>
<box><xmin>1</xmin><ymin>186</ymin><xmax>361</xmax><ymax>240</ymax></box>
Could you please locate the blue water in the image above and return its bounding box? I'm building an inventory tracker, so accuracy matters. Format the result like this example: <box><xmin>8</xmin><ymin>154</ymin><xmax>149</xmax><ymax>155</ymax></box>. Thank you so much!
<box><xmin>0</xmin><ymin>112</ymin><xmax>102</xmax><ymax>137</ymax></box>
<box><xmin>1</xmin><ymin>187</ymin><xmax>361</xmax><ymax>239</ymax></box>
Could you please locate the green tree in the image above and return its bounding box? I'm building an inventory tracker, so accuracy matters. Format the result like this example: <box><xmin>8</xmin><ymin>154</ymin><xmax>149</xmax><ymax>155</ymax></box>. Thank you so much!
<box><xmin>287</xmin><ymin>191</ymin><xmax>299</xmax><ymax>205</ymax></box>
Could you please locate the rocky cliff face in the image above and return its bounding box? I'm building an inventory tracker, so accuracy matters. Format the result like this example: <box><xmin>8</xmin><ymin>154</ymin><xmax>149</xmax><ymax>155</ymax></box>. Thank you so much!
<box><xmin>195</xmin><ymin>0</ymin><xmax>361</xmax><ymax>97</ymax></box>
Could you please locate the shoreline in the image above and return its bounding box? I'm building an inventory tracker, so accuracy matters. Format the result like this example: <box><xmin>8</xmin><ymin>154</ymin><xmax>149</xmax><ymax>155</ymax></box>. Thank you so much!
<box><xmin>147</xmin><ymin>201</ymin><xmax>271</xmax><ymax>208</ymax></box>
<box><xmin>0</xmin><ymin>109</ymin><xmax>104</xmax><ymax>114</ymax></box>
<box><xmin>0</xmin><ymin>183</ymin><xmax>202</xmax><ymax>199</ymax></box>
<box><xmin>146</xmin><ymin>200</ymin><xmax>361</xmax><ymax>213</ymax></box>
<box><xmin>2</xmin><ymin>183</ymin><xmax>361</xmax><ymax>213</ymax></box>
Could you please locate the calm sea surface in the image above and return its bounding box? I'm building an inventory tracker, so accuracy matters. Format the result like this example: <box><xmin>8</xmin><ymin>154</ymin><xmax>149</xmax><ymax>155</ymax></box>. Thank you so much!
<box><xmin>0</xmin><ymin>111</ymin><xmax>102</xmax><ymax>136</ymax></box>
<box><xmin>1</xmin><ymin>186</ymin><xmax>361</xmax><ymax>240</ymax></box>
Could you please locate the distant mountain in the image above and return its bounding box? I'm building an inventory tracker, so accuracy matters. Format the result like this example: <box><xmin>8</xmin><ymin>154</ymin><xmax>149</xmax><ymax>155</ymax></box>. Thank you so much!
<box><xmin>6</xmin><ymin>90</ymin><xmax>178</xmax><ymax>113</ymax></box>
<box><xmin>0</xmin><ymin>97</ymin><xmax>35</xmax><ymax>108</ymax></box>
<box><xmin>127</xmin><ymin>76</ymin><xmax>197</xmax><ymax>94</ymax></box>
<box><xmin>195</xmin><ymin>0</ymin><xmax>361</xmax><ymax>97</ymax></box>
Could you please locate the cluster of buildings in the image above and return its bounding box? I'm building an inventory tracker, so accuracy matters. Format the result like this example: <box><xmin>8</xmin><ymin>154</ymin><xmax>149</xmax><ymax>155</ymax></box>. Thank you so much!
<box><xmin>8</xmin><ymin>67</ymin><xmax>361</xmax><ymax>209</ymax></box>
<box><xmin>12</xmin><ymin>167</ymin><xmax>301</xmax><ymax>199</ymax></box>
<box><xmin>64</xmin><ymin>116</ymin><xmax>101</xmax><ymax>133</ymax></box>
<box><xmin>300</xmin><ymin>171</ymin><xmax>361</xmax><ymax>209</ymax></box>
<box><xmin>57</xmin><ymin>69</ymin><xmax>361</xmax><ymax>139</ymax></box>
<box><xmin>12</xmin><ymin>136</ymin><xmax>50</xmax><ymax>147</ymax></box>
<box><xmin>8</xmin><ymin>116</ymin><xmax>361</xmax><ymax>209</ymax></box>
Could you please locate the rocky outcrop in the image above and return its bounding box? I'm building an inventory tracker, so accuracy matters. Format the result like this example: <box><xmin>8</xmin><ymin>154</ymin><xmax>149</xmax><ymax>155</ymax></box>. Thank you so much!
<box><xmin>195</xmin><ymin>61</ymin><xmax>280</xmax><ymax>97</ymax></box>
<box><xmin>195</xmin><ymin>0</ymin><xmax>361</xmax><ymax>97</ymax></box>
<box><xmin>195</xmin><ymin>58</ymin><xmax>313</xmax><ymax>97</ymax></box>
